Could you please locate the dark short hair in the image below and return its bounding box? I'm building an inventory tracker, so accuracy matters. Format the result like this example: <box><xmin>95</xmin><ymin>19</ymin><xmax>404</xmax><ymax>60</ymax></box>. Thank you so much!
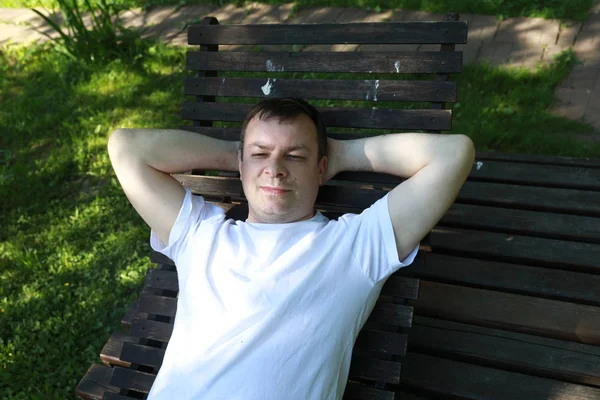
<box><xmin>239</xmin><ymin>98</ymin><xmax>327</xmax><ymax>162</ymax></box>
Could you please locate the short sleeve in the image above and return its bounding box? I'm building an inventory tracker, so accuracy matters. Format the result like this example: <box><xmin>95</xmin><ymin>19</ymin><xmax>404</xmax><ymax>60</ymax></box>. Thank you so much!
<box><xmin>149</xmin><ymin>188</ymin><xmax>224</xmax><ymax>264</ymax></box>
<box><xmin>339</xmin><ymin>193</ymin><xmax>419</xmax><ymax>284</ymax></box>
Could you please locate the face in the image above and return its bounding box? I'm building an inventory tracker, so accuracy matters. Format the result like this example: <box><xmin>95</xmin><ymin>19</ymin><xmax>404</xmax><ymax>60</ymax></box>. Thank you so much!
<box><xmin>239</xmin><ymin>114</ymin><xmax>327</xmax><ymax>223</ymax></box>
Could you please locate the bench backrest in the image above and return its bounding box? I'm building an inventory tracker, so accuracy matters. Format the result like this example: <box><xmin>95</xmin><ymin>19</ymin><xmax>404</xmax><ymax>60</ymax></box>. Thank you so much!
<box><xmin>175</xmin><ymin>14</ymin><xmax>467</xmax><ymax>217</ymax></box>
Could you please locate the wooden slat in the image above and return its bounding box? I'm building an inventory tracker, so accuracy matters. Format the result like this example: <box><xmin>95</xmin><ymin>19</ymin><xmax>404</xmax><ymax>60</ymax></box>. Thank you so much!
<box><xmin>181</xmin><ymin>102</ymin><xmax>452</xmax><ymax>130</ymax></box>
<box><xmin>401</xmin><ymin>352</ymin><xmax>600</xmax><ymax>400</ymax></box>
<box><xmin>355</xmin><ymin>329</ymin><xmax>408</xmax><ymax>356</ymax></box>
<box><xmin>120</xmin><ymin>299</ymin><xmax>138</xmax><ymax>329</ymax></box>
<box><xmin>348</xmin><ymin>356</ymin><xmax>402</xmax><ymax>384</ymax></box>
<box><xmin>103</xmin><ymin>394</ymin><xmax>140</xmax><ymax>400</ymax></box>
<box><xmin>187</xmin><ymin>51</ymin><xmax>463</xmax><ymax>74</ymax></box>
<box><xmin>129</xmin><ymin>318</ymin><xmax>174</xmax><ymax>343</ymax></box>
<box><xmin>188</xmin><ymin>22</ymin><xmax>468</xmax><ymax>45</ymax></box>
<box><xmin>109</xmin><ymin>367</ymin><xmax>155</xmax><ymax>394</ymax></box>
<box><xmin>440</xmin><ymin>203</ymin><xmax>600</xmax><ymax>243</ymax></box>
<box><xmin>429</xmin><ymin>227</ymin><xmax>600</xmax><ymax>273</ymax></box>
<box><xmin>410</xmin><ymin>281</ymin><xmax>600</xmax><ymax>345</ymax></box>
<box><xmin>369</xmin><ymin>302</ymin><xmax>413</xmax><ymax>327</ymax></box>
<box><xmin>343</xmin><ymin>382</ymin><xmax>395</xmax><ymax>400</ymax></box>
<box><xmin>75</xmin><ymin>364</ymin><xmax>120</xmax><ymax>400</ymax></box>
<box><xmin>173</xmin><ymin>173</ymin><xmax>600</xmax><ymax>222</ymax></box>
<box><xmin>100</xmin><ymin>331</ymin><xmax>139</xmax><ymax>368</ymax></box>
<box><xmin>409</xmin><ymin>316</ymin><xmax>600</xmax><ymax>386</ymax></box>
<box><xmin>145</xmin><ymin>268</ymin><xmax>178</xmax><ymax>291</ymax></box>
<box><xmin>135</xmin><ymin>294</ymin><xmax>177</xmax><ymax>318</ymax></box>
<box><xmin>458</xmin><ymin>181</ymin><xmax>600</xmax><ymax>217</ymax></box>
<box><xmin>477</xmin><ymin>151</ymin><xmax>600</xmax><ymax>168</ymax></box>
<box><xmin>184</xmin><ymin>77</ymin><xmax>457</xmax><ymax>102</ymax></box>
<box><xmin>150</xmin><ymin>252</ymin><xmax>175</xmax><ymax>266</ymax></box>
<box><xmin>380</xmin><ymin>276</ymin><xmax>420</xmax><ymax>300</ymax></box>
<box><xmin>403</xmin><ymin>253</ymin><xmax>600</xmax><ymax>306</ymax></box>
<box><xmin>120</xmin><ymin>342</ymin><xmax>166</xmax><ymax>369</ymax></box>
<box><xmin>471</xmin><ymin>158</ymin><xmax>600</xmax><ymax>190</ymax></box>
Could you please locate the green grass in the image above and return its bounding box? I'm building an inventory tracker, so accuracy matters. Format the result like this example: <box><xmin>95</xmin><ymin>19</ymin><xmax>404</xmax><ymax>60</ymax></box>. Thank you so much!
<box><xmin>0</xmin><ymin>0</ymin><xmax>594</xmax><ymax>21</ymax></box>
<box><xmin>0</xmin><ymin>39</ymin><xmax>599</xmax><ymax>399</ymax></box>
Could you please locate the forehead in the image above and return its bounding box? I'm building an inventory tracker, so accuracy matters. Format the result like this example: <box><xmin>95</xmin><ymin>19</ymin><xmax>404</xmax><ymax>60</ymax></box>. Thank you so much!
<box><xmin>244</xmin><ymin>114</ymin><xmax>318</xmax><ymax>149</ymax></box>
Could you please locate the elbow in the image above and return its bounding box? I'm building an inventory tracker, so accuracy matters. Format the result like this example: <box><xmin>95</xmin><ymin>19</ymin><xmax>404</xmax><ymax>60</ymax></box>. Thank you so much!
<box><xmin>108</xmin><ymin>128</ymin><xmax>135</xmax><ymax>157</ymax></box>
<box><xmin>107</xmin><ymin>128</ymin><xmax>140</xmax><ymax>167</ymax></box>
<box><xmin>451</xmin><ymin>134</ymin><xmax>475</xmax><ymax>165</ymax></box>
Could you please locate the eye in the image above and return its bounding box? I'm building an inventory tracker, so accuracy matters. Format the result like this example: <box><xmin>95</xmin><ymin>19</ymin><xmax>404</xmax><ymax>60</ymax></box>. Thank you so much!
<box><xmin>252</xmin><ymin>153</ymin><xmax>267</xmax><ymax>157</ymax></box>
<box><xmin>287</xmin><ymin>155</ymin><xmax>305</xmax><ymax>160</ymax></box>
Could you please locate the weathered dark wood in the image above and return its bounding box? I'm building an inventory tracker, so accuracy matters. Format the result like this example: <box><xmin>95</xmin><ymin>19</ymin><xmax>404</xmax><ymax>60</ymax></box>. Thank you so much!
<box><xmin>370</xmin><ymin>302</ymin><xmax>413</xmax><ymax>327</ymax></box>
<box><xmin>428</xmin><ymin>227</ymin><xmax>600</xmax><ymax>273</ymax></box>
<box><xmin>440</xmin><ymin>203</ymin><xmax>600</xmax><ymax>243</ymax></box>
<box><xmin>75</xmin><ymin>364</ymin><xmax>119</xmax><ymax>400</ymax></box>
<box><xmin>470</xmin><ymin>158</ymin><xmax>600</xmax><ymax>190</ymax></box>
<box><xmin>172</xmin><ymin>163</ymin><xmax>600</xmax><ymax>217</ymax></box>
<box><xmin>120</xmin><ymin>300</ymin><xmax>138</xmax><ymax>330</ymax></box>
<box><xmin>457</xmin><ymin>181</ymin><xmax>600</xmax><ymax>217</ymax></box>
<box><xmin>409</xmin><ymin>316</ymin><xmax>600</xmax><ymax>386</ymax></box>
<box><xmin>120</xmin><ymin>342</ymin><xmax>165</xmax><ymax>369</ymax></box>
<box><xmin>410</xmin><ymin>281</ymin><xmax>600</xmax><ymax>345</ymax></box>
<box><xmin>172</xmin><ymin>174</ymin><xmax>600</xmax><ymax>234</ymax></box>
<box><xmin>128</xmin><ymin>318</ymin><xmax>173</xmax><ymax>343</ymax></box>
<box><xmin>400</xmin><ymin>352</ymin><xmax>600</xmax><ymax>400</ymax></box>
<box><xmin>403</xmin><ymin>253</ymin><xmax>600</xmax><ymax>306</ymax></box>
<box><xmin>109</xmin><ymin>367</ymin><xmax>155</xmax><ymax>394</ymax></box>
<box><xmin>380</xmin><ymin>276</ymin><xmax>420</xmax><ymax>300</ymax></box>
<box><xmin>349</xmin><ymin>356</ymin><xmax>402</xmax><ymax>384</ymax></box>
<box><xmin>343</xmin><ymin>382</ymin><xmax>395</xmax><ymax>400</ymax></box>
<box><xmin>181</xmin><ymin>102</ymin><xmax>452</xmax><ymax>130</ymax></box>
<box><xmin>477</xmin><ymin>151</ymin><xmax>600</xmax><ymax>168</ymax></box>
<box><xmin>187</xmin><ymin>51</ymin><xmax>463</xmax><ymax>74</ymax></box>
<box><xmin>184</xmin><ymin>77</ymin><xmax>457</xmax><ymax>102</ymax></box>
<box><xmin>102</xmin><ymin>394</ymin><xmax>139</xmax><ymax>400</ymax></box>
<box><xmin>355</xmin><ymin>329</ymin><xmax>408</xmax><ymax>356</ymax></box>
<box><xmin>145</xmin><ymin>268</ymin><xmax>178</xmax><ymax>291</ymax></box>
<box><xmin>100</xmin><ymin>332</ymin><xmax>139</xmax><ymax>368</ymax></box>
<box><xmin>193</xmin><ymin>16</ymin><xmax>219</xmax><ymax>128</ymax></box>
<box><xmin>149</xmin><ymin>252</ymin><xmax>174</xmax><ymax>265</ymax></box>
<box><xmin>135</xmin><ymin>294</ymin><xmax>177</xmax><ymax>318</ymax></box>
<box><xmin>188</xmin><ymin>22</ymin><xmax>468</xmax><ymax>45</ymax></box>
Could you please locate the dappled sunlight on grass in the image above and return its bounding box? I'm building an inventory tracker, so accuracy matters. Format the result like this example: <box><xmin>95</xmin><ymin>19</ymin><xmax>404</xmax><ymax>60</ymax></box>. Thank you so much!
<box><xmin>451</xmin><ymin>52</ymin><xmax>598</xmax><ymax>156</ymax></box>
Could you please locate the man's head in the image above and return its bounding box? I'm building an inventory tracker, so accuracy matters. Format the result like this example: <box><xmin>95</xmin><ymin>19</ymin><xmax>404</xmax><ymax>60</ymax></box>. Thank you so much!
<box><xmin>238</xmin><ymin>98</ymin><xmax>328</xmax><ymax>224</ymax></box>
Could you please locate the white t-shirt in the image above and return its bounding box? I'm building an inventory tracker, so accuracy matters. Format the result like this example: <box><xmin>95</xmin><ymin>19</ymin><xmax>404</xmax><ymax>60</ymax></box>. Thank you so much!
<box><xmin>147</xmin><ymin>188</ymin><xmax>419</xmax><ymax>400</ymax></box>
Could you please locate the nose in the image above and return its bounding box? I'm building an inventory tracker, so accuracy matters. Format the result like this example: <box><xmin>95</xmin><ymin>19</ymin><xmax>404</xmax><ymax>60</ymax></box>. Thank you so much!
<box><xmin>264</xmin><ymin>157</ymin><xmax>288</xmax><ymax>178</ymax></box>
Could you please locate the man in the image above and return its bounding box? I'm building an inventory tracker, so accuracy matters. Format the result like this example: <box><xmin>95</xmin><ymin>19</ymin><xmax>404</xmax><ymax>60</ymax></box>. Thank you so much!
<box><xmin>108</xmin><ymin>97</ymin><xmax>475</xmax><ymax>399</ymax></box>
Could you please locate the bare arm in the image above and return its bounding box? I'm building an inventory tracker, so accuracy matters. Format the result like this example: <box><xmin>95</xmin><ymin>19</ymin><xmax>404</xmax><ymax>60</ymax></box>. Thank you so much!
<box><xmin>107</xmin><ymin>128</ymin><xmax>239</xmax><ymax>244</ymax></box>
<box><xmin>328</xmin><ymin>133</ymin><xmax>475</xmax><ymax>260</ymax></box>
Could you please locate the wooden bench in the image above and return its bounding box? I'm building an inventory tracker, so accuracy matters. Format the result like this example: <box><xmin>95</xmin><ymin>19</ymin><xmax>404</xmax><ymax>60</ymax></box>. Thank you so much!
<box><xmin>76</xmin><ymin>12</ymin><xmax>600</xmax><ymax>400</ymax></box>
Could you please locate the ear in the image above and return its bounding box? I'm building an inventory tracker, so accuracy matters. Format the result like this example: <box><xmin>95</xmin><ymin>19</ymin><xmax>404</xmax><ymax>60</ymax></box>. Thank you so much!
<box><xmin>317</xmin><ymin>156</ymin><xmax>328</xmax><ymax>186</ymax></box>
<box><xmin>238</xmin><ymin>150</ymin><xmax>243</xmax><ymax>180</ymax></box>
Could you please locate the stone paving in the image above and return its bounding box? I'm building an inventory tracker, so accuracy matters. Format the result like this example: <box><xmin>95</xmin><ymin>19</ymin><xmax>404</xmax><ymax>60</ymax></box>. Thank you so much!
<box><xmin>1</xmin><ymin>2</ymin><xmax>600</xmax><ymax>139</ymax></box>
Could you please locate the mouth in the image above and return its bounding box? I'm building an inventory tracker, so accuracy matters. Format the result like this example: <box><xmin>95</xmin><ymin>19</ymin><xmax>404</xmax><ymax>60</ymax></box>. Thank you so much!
<box><xmin>260</xmin><ymin>186</ymin><xmax>290</xmax><ymax>195</ymax></box>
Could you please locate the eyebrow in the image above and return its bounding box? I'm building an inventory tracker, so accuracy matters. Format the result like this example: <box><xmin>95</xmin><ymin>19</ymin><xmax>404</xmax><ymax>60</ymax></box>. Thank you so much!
<box><xmin>249</xmin><ymin>142</ymin><xmax>311</xmax><ymax>152</ymax></box>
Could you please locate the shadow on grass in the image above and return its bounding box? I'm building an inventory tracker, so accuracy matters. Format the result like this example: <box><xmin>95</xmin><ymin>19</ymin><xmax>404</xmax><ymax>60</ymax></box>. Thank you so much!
<box><xmin>0</xmin><ymin>41</ymin><xmax>186</xmax><ymax>399</ymax></box>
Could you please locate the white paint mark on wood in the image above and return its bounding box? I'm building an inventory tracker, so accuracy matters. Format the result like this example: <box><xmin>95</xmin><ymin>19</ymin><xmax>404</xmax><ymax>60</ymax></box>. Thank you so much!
<box><xmin>476</xmin><ymin>161</ymin><xmax>483</xmax><ymax>170</ymax></box>
<box><xmin>394</xmin><ymin>60</ymin><xmax>401</xmax><ymax>73</ymax></box>
<box><xmin>218</xmin><ymin>78</ymin><xmax>226</xmax><ymax>95</ymax></box>
<box><xmin>364</xmin><ymin>80</ymin><xmax>380</xmax><ymax>101</ymax></box>
<box><xmin>266</xmin><ymin>60</ymin><xmax>284</xmax><ymax>72</ymax></box>
<box><xmin>261</xmin><ymin>78</ymin><xmax>274</xmax><ymax>95</ymax></box>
